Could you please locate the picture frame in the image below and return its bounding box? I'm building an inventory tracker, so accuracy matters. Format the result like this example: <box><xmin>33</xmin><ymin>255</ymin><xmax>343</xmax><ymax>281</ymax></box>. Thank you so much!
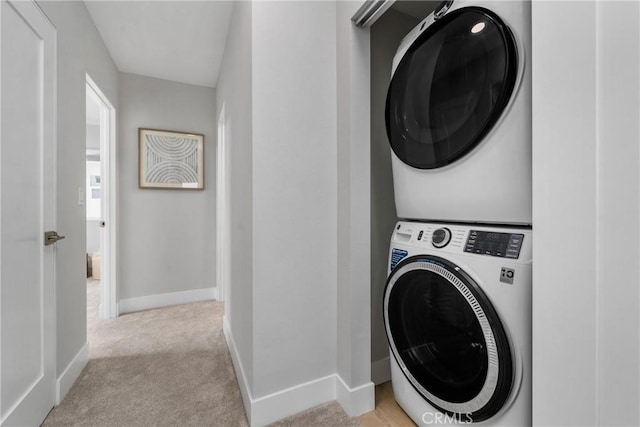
<box><xmin>138</xmin><ymin>128</ymin><xmax>205</xmax><ymax>190</ymax></box>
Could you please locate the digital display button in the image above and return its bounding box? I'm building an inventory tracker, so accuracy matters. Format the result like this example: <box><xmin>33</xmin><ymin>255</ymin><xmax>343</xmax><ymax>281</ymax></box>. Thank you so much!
<box><xmin>464</xmin><ymin>231</ymin><xmax>525</xmax><ymax>259</ymax></box>
<box><xmin>505</xmin><ymin>234</ymin><xmax>525</xmax><ymax>259</ymax></box>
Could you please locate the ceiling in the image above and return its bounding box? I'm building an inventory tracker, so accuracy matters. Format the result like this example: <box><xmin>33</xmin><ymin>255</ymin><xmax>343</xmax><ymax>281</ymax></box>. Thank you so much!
<box><xmin>84</xmin><ymin>1</ymin><xmax>233</xmax><ymax>88</ymax></box>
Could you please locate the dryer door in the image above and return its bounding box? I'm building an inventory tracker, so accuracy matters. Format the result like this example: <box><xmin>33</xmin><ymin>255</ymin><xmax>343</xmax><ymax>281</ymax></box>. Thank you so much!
<box><xmin>385</xmin><ymin>7</ymin><xmax>518</xmax><ymax>169</ymax></box>
<box><xmin>383</xmin><ymin>255</ymin><xmax>512</xmax><ymax>422</ymax></box>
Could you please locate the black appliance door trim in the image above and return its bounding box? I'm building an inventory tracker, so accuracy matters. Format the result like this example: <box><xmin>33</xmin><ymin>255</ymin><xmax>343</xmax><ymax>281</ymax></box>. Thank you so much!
<box><xmin>385</xmin><ymin>7</ymin><xmax>518</xmax><ymax>170</ymax></box>
<box><xmin>383</xmin><ymin>255</ymin><xmax>513</xmax><ymax>422</ymax></box>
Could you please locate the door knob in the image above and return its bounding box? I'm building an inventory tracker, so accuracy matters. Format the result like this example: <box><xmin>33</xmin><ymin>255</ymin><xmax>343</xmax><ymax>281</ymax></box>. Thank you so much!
<box><xmin>44</xmin><ymin>230</ymin><xmax>66</xmax><ymax>246</ymax></box>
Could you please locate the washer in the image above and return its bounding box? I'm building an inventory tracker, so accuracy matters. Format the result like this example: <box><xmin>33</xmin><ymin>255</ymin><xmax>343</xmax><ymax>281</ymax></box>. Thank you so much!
<box><xmin>386</xmin><ymin>1</ymin><xmax>531</xmax><ymax>225</ymax></box>
<box><xmin>384</xmin><ymin>221</ymin><xmax>531</xmax><ymax>425</ymax></box>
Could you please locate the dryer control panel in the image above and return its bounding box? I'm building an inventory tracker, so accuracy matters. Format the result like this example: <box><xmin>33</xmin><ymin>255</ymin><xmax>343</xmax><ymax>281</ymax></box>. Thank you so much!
<box><xmin>464</xmin><ymin>230</ymin><xmax>524</xmax><ymax>259</ymax></box>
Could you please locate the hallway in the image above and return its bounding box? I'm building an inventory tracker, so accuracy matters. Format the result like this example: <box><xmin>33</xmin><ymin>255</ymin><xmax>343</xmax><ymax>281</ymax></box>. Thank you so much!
<box><xmin>43</xmin><ymin>283</ymin><xmax>247</xmax><ymax>426</ymax></box>
<box><xmin>42</xmin><ymin>283</ymin><xmax>360</xmax><ymax>426</ymax></box>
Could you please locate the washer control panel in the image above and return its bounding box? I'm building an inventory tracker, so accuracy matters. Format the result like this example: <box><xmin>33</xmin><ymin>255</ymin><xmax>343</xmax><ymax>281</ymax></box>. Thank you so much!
<box><xmin>464</xmin><ymin>230</ymin><xmax>524</xmax><ymax>259</ymax></box>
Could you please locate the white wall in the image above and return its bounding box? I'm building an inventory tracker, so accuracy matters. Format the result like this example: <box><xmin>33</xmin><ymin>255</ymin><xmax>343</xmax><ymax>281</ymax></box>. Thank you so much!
<box><xmin>369</xmin><ymin>8</ymin><xmax>417</xmax><ymax>383</ymax></box>
<box><xmin>86</xmin><ymin>121</ymin><xmax>100</xmax><ymax>269</ymax></box>
<box><xmin>86</xmin><ymin>159</ymin><xmax>101</xmax><ymax>255</ymax></box>
<box><xmin>251</xmin><ymin>0</ymin><xmax>338</xmax><ymax>398</ymax></box>
<box><xmin>37</xmin><ymin>0</ymin><xmax>119</xmax><ymax>378</ymax></box>
<box><xmin>595</xmin><ymin>3</ymin><xmax>640</xmax><ymax>421</ymax></box>
<box><xmin>532</xmin><ymin>1</ymin><xmax>640</xmax><ymax>425</ymax></box>
<box><xmin>86</xmin><ymin>123</ymin><xmax>100</xmax><ymax>149</ymax></box>
<box><xmin>117</xmin><ymin>73</ymin><xmax>216</xmax><ymax>300</ymax></box>
<box><xmin>336</xmin><ymin>0</ymin><xmax>374</xmax><ymax>397</ymax></box>
<box><xmin>220</xmin><ymin>2</ymin><xmax>374</xmax><ymax>423</ymax></box>
<box><xmin>85</xmin><ymin>161</ymin><xmax>101</xmax><ymax>220</ymax></box>
<box><xmin>86</xmin><ymin>221</ymin><xmax>100</xmax><ymax>255</ymax></box>
<box><xmin>216</xmin><ymin>0</ymin><xmax>255</xmax><ymax>399</ymax></box>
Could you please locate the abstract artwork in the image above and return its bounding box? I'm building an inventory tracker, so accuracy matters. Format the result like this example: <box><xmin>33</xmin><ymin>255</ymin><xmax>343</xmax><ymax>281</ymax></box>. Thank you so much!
<box><xmin>139</xmin><ymin>128</ymin><xmax>204</xmax><ymax>190</ymax></box>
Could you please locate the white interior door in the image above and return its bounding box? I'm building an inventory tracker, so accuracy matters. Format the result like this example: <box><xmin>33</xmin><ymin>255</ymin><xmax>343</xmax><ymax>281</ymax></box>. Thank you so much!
<box><xmin>0</xmin><ymin>1</ymin><xmax>57</xmax><ymax>425</ymax></box>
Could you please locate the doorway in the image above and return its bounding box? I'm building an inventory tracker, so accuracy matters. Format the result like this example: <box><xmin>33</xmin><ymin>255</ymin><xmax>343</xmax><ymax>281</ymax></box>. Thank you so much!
<box><xmin>86</xmin><ymin>75</ymin><xmax>117</xmax><ymax>319</ymax></box>
<box><xmin>216</xmin><ymin>104</ymin><xmax>229</xmax><ymax>306</ymax></box>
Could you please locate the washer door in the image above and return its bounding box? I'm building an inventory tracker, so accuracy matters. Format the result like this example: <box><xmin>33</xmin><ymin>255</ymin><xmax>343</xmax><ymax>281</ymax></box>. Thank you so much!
<box><xmin>385</xmin><ymin>7</ymin><xmax>518</xmax><ymax>169</ymax></box>
<box><xmin>383</xmin><ymin>255</ymin><xmax>512</xmax><ymax>422</ymax></box>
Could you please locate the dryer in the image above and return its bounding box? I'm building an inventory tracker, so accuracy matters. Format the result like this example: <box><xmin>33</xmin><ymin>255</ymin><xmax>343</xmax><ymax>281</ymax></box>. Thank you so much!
<box><xmin>384</xmin><ymin>221</ymin><xmax>531</xmax><ymax>425</ymax></box>
<box><xmin>386</xmin><ymin>1</ymin><xmax>531</xmax><ymax>225</ymax></box>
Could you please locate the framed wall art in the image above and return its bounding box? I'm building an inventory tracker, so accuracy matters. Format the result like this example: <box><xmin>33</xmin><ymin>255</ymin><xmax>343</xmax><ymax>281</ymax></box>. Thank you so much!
<box><xmin>138</xmin><ymin>128</ymin><xmax>205</xmax><ymax>190</ymax></box>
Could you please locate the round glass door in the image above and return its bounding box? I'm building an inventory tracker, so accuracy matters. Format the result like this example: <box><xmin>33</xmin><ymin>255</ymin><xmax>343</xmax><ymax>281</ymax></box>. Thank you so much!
<box><xmin>383</xmin><ymin>256</ymin><xmax>512</xmax><ymax>422</ymax></box>
<box><xmin>385</xmin><ymin>7</ymin><xmax>518</xmax><ymax>169</ymax></box>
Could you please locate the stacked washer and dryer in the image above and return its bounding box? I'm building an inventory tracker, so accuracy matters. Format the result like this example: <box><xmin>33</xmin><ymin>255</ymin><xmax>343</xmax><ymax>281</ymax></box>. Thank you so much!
<box><xmin>382</xmin><ymin>1</ymin><xmax>532</xmax><ymax>425</ymax></box>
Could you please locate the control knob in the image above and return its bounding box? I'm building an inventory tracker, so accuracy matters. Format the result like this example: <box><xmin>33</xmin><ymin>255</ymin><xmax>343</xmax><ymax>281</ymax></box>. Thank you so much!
<box><xmin>432</xmin><ymin>227</ymin><xmax>452</xmax><ymax>248</ymax></box>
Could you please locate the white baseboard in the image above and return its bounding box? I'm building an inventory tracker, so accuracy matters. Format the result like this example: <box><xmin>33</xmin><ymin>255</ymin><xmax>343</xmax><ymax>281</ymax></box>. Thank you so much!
<box><xmin>56</xmin><ymin>341</ymin><xmax>89</xmax><ymax>404</ymax></box>
<box><xmin>222</xmin><ymin>318</ymin><xmax>374</xmax><ymax>426</ymax></box>
<box><xmin>371</xmin><ymin>356</ymin><xmax>391</xmax><ymax>385</ymax></box>
<box><xmin>223</xmin><ymin>316</ymin><xmax>253</xmax><ymax>423</ymax></box>
<box><xmin>336</xmin><ymin>374</ymin><xmax>375</xmax><ymax>417</ymax></box>
<box><xmin>252</xmin><ymin>374</ymin><xmax>338</xmax><ymax>426</ymax></box>
<box><xmin>118</xmin><ymin>287</ymin><xmax>217</xmax><ymax>315</ymax></box>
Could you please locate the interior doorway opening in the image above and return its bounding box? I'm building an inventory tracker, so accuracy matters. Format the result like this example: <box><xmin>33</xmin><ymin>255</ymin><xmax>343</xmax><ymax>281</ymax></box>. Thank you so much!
<box><xmin>216</xmin><ymin>104</ymin><xmax>229</xmax><ymax>306</ymax></box>
<box><xmin>86</xmin><ymin>75</ymin><xmax>117</xmax><ymax>319</ymax></box>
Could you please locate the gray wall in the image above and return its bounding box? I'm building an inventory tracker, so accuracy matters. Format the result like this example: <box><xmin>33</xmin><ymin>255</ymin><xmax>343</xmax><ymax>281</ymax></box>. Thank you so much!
<box><xmin>251</xmin><ymin>1</ymin><xmax>338</xmax><ymax>397</ymax></box>
<box><xmin>117</xmin><ymin>73</ymin><xmax>216</xmax><ymax>299</ymax></box>
<box><xmin>38</xmin><ymin>0</ymin><xmax>119</xmax><ymax>376</ymax></box>
<box><xmin>215</xmin><ymin>0</ymin><xmax>254</xmax><ymax>391</ymax></box>
<box><xmin>369</xmin><ymin>9</ymin><xmax>418</xmax><ymax>379</ymax></box>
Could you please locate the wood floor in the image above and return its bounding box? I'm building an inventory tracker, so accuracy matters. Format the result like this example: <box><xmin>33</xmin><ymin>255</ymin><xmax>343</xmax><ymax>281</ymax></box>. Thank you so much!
<box><xmin>359</xmin><ymin>382</ymin><xmax>416</xmax><ymax>426</ymax></box>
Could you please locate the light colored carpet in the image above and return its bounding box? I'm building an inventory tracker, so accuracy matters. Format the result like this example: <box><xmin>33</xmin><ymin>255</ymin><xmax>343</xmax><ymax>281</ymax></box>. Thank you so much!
<box><xmin>43</xmin><ymin>281</ymin><xmax>360</xmax><ymax>427</ymax></box>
